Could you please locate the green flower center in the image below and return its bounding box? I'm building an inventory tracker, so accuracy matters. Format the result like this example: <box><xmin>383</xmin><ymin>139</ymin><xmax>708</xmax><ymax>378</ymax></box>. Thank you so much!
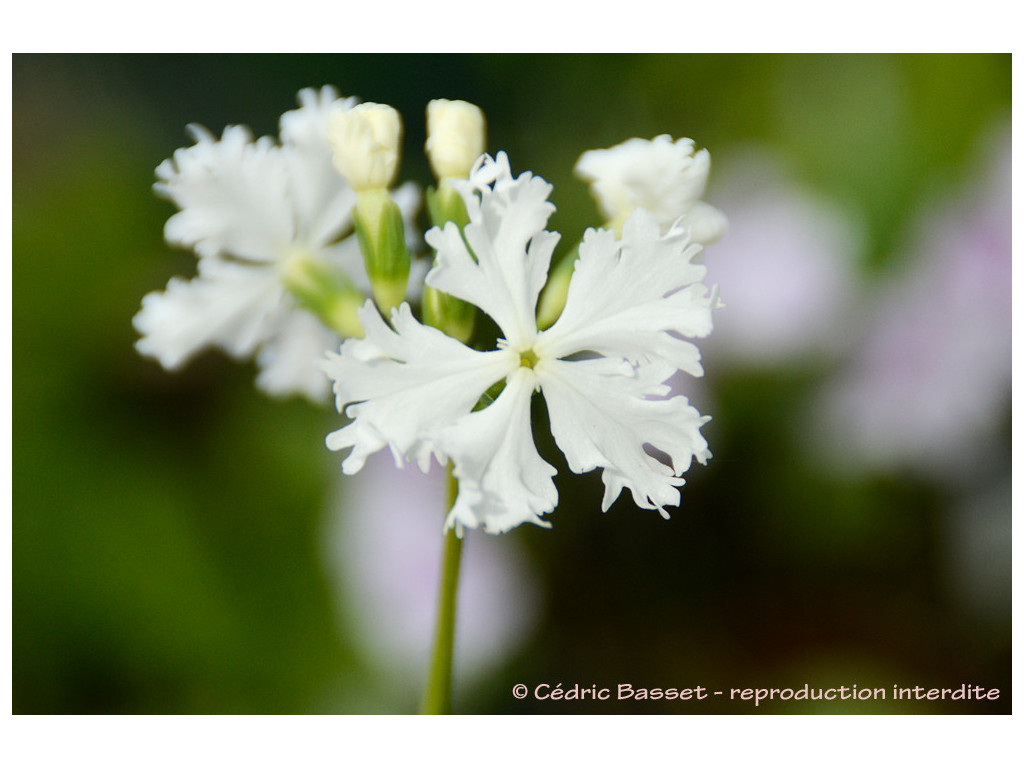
<box><xmin>519</xmin><ymin>349</ymin><xmax>540</xmax><ymax>369</ymax></box>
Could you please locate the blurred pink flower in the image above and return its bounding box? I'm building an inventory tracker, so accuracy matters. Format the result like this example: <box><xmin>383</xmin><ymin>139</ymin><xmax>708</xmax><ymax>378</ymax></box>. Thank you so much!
<box><xmin>322</xmin><ymin>453</ymin><xmax>541</xmax><ymax>685</ymax></box>
<box><xmin>810</xmin><ymin>123</ymin><xmax>1010</xmax><ymax>480</ymax></box>
<box><xmin>700</xmin><ymin>151</ymin><xmax>864</xmax><ymax>367</ymax></box>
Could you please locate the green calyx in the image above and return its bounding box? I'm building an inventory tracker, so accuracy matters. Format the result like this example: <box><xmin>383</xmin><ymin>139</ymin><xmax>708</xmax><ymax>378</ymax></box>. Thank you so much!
<box><xmin>426</xmin><ymin>183</ymin><xmax>470</xmax><ymax>231</ymax></box>
<box><xmin>281</xmin><ymin>251</ymin><xmax>365</xmax><ymax>337</ymax></box>
<box><xmin>423</xmin><ymin>284</ymin><xmax>475</xmax><ymax>344</ymax></box>
<box><xmin>422</xmin><ymin>180</ymin><xmax>478</xmax><ymax>343</ymax></box>
<box><xmin>536</xmin><ymin>244</ymin><xmax>580</xmax><ymax>330</ymax></box>
<box><xmin>353</xmin><ymin>189</ymin><xmax>411</xmax><ymax>316</ymax></box>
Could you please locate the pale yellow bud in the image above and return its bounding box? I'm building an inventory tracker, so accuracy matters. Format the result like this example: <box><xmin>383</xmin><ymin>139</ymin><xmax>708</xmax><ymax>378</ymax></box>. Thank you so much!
<box><xmin>328</xmin><ymin>103</ymin><xmax>402</xmax><ymax>191</ymax></box>
<box><xmin>425</xmin><ymin>99</ymin><xmax>486</xmax><ymax>180</ymax></box>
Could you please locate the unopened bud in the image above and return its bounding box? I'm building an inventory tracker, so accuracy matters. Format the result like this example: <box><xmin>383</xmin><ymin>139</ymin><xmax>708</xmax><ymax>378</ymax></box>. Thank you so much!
<box><xmin>328</xmin><ymin>103</ymin><xmax>402</xmax><ymax>191</ymax></box>
<box><xmin>425</xmin><ymin>99</ymin><xmax>486</xmax><ymax>181</ymax></box>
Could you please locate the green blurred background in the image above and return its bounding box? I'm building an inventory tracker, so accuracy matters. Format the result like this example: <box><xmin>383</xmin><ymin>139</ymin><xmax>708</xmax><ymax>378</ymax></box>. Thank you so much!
<box><xmin>13</xmin><ymin>53</ymin><xmax>1011</xmax><ymax>714</ymax></box>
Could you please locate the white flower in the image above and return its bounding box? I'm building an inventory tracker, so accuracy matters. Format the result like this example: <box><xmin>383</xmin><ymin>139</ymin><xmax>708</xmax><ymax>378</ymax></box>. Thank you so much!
<box><xmin>324</xmin><ymin>153</ymin><xmax>716</xmax><ymax>534</ymax></box>
<box><xmin>133</xmin><ymin>86</ymin><xmax>420</xmax><ymax>402</ymax></box>
<box><xmin>425</xmin><ymin>99</ymin><xmax>486</xmax><ymax>180</ymax></box>
<box><xmin>327</xmin><ymin>102</ymin><xmax>402</xmax><ymax>191</ymax></box>
<box><xmin>575</xmin><ymin>134</ymin><xmax>727</xmax><ymax>243</ymax></box>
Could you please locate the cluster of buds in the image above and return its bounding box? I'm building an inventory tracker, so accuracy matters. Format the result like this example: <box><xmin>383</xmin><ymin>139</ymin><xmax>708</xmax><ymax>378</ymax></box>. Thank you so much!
<box><xmin>328</xmin><ymin>98</ymin><xmax>485</xmax><ymax>342</ymax></box>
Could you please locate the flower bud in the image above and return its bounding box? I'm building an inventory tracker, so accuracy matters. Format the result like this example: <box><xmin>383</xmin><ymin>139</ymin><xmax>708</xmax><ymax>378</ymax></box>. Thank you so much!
<box><xmin>328</xmin><ymin>103</ymin><xmax>402</xmax><ymax>191</ymax></box>
<box><xmin>425</xmin><ymin>99</ymin><xmax>486</xmax><ymax>181</ymax></box>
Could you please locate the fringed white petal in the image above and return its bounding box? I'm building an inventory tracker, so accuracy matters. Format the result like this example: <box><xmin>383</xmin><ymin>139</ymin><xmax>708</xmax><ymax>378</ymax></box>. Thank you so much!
<box><xmin>133</xmin><ymin>258</ymin><xmax>283</xmax><ymax>370</ymax></box>
<box><xmin>537</xmin><ymin>209</ymin><xmax>715</xmax><ymax>375</ymax></box>
<box><xmin>442</xmin><ymin>368</ymin><xmax>558</xmax><ymax>535</ymax></box>
<box><xmin>537</xmin><ymin>356</ymin><xmax>711</xmax><ymax>517</ymax></box>
<box><xmin>323</xmin><ymin>301</ymin><xmax>518</xmax><ymax>474</ymax></box>
<box><xmin>279</xmin><ymin>86</ymin><xmax>360</xmax><ymax>249</ymax></box>
<box><xmin>155</xmin><ymin>125</ymin><xmax>295</xmax><ymax>262</ymax></box>
<box><xmin>458</xmin><ymin>151</ymin><xmax>512</xmax><ymax>198</ymax></box>
<box><xmin>426</xmin><ymin>153</ymin><xmax>558</xmax><ymax>349</ymax></box>
<box><xmin>255</xmin><ymin>308</ymin><xmax>340</xmax><ymax>403</ymax></box>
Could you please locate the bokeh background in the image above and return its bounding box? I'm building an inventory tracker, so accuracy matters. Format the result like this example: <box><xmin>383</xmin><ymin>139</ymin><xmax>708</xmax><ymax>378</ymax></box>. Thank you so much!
<box><xmin>13</xmin><ymin>53</ymin><xmax>1011</xmax><ymax>714</ymax></box>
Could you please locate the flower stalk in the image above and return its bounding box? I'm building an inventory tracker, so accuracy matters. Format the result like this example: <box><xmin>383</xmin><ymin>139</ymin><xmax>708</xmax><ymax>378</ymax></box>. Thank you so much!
<box><xmin>421</xmin><ymin>465</ymin><xmax>464</xmax><ymax>715</ymax></box>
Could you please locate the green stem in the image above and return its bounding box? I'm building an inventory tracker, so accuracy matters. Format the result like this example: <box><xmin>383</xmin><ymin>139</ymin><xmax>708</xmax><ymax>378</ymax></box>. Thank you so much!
<box><xmin>420</xmin><ymin>465</ymin><xmax>464</xmax><ymax>714</ymax></box>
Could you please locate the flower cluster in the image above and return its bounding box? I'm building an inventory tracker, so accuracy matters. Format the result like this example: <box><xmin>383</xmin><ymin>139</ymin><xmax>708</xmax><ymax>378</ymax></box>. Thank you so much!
<box><xmin>135</xmin><ymin>86</ymin><xmax>724</xmax><ymax>535</ymax></box>
<box><xmin>133</xmin><ymin>86</ymin><xmax>420</xmax><ymax>402</ymax></box>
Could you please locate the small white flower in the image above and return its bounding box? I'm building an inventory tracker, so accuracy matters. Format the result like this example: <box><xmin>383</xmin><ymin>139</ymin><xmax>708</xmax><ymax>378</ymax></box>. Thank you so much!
<box><xmin>327</xmin><ymin>102</ymin><xmax>403</xmax><ymax>191</ymax></box>
<box><xmin>575</xmin><ymin>134</ymin><xmax>727</xmax><ymax>243</ymax></box>
<box><xmin>324</xmin><ymin>153</ymin><xmax>716</xmax><ymax>534</ymax></box>
<box><xmin>133</xmin><ymin>87</ymin><xmax>420</xmax><ymax>402</ymax></box>
<box><xmin>425</xmin><ymin>99</ymin><xmax>486</xmax><ymax>180</ymax></box>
